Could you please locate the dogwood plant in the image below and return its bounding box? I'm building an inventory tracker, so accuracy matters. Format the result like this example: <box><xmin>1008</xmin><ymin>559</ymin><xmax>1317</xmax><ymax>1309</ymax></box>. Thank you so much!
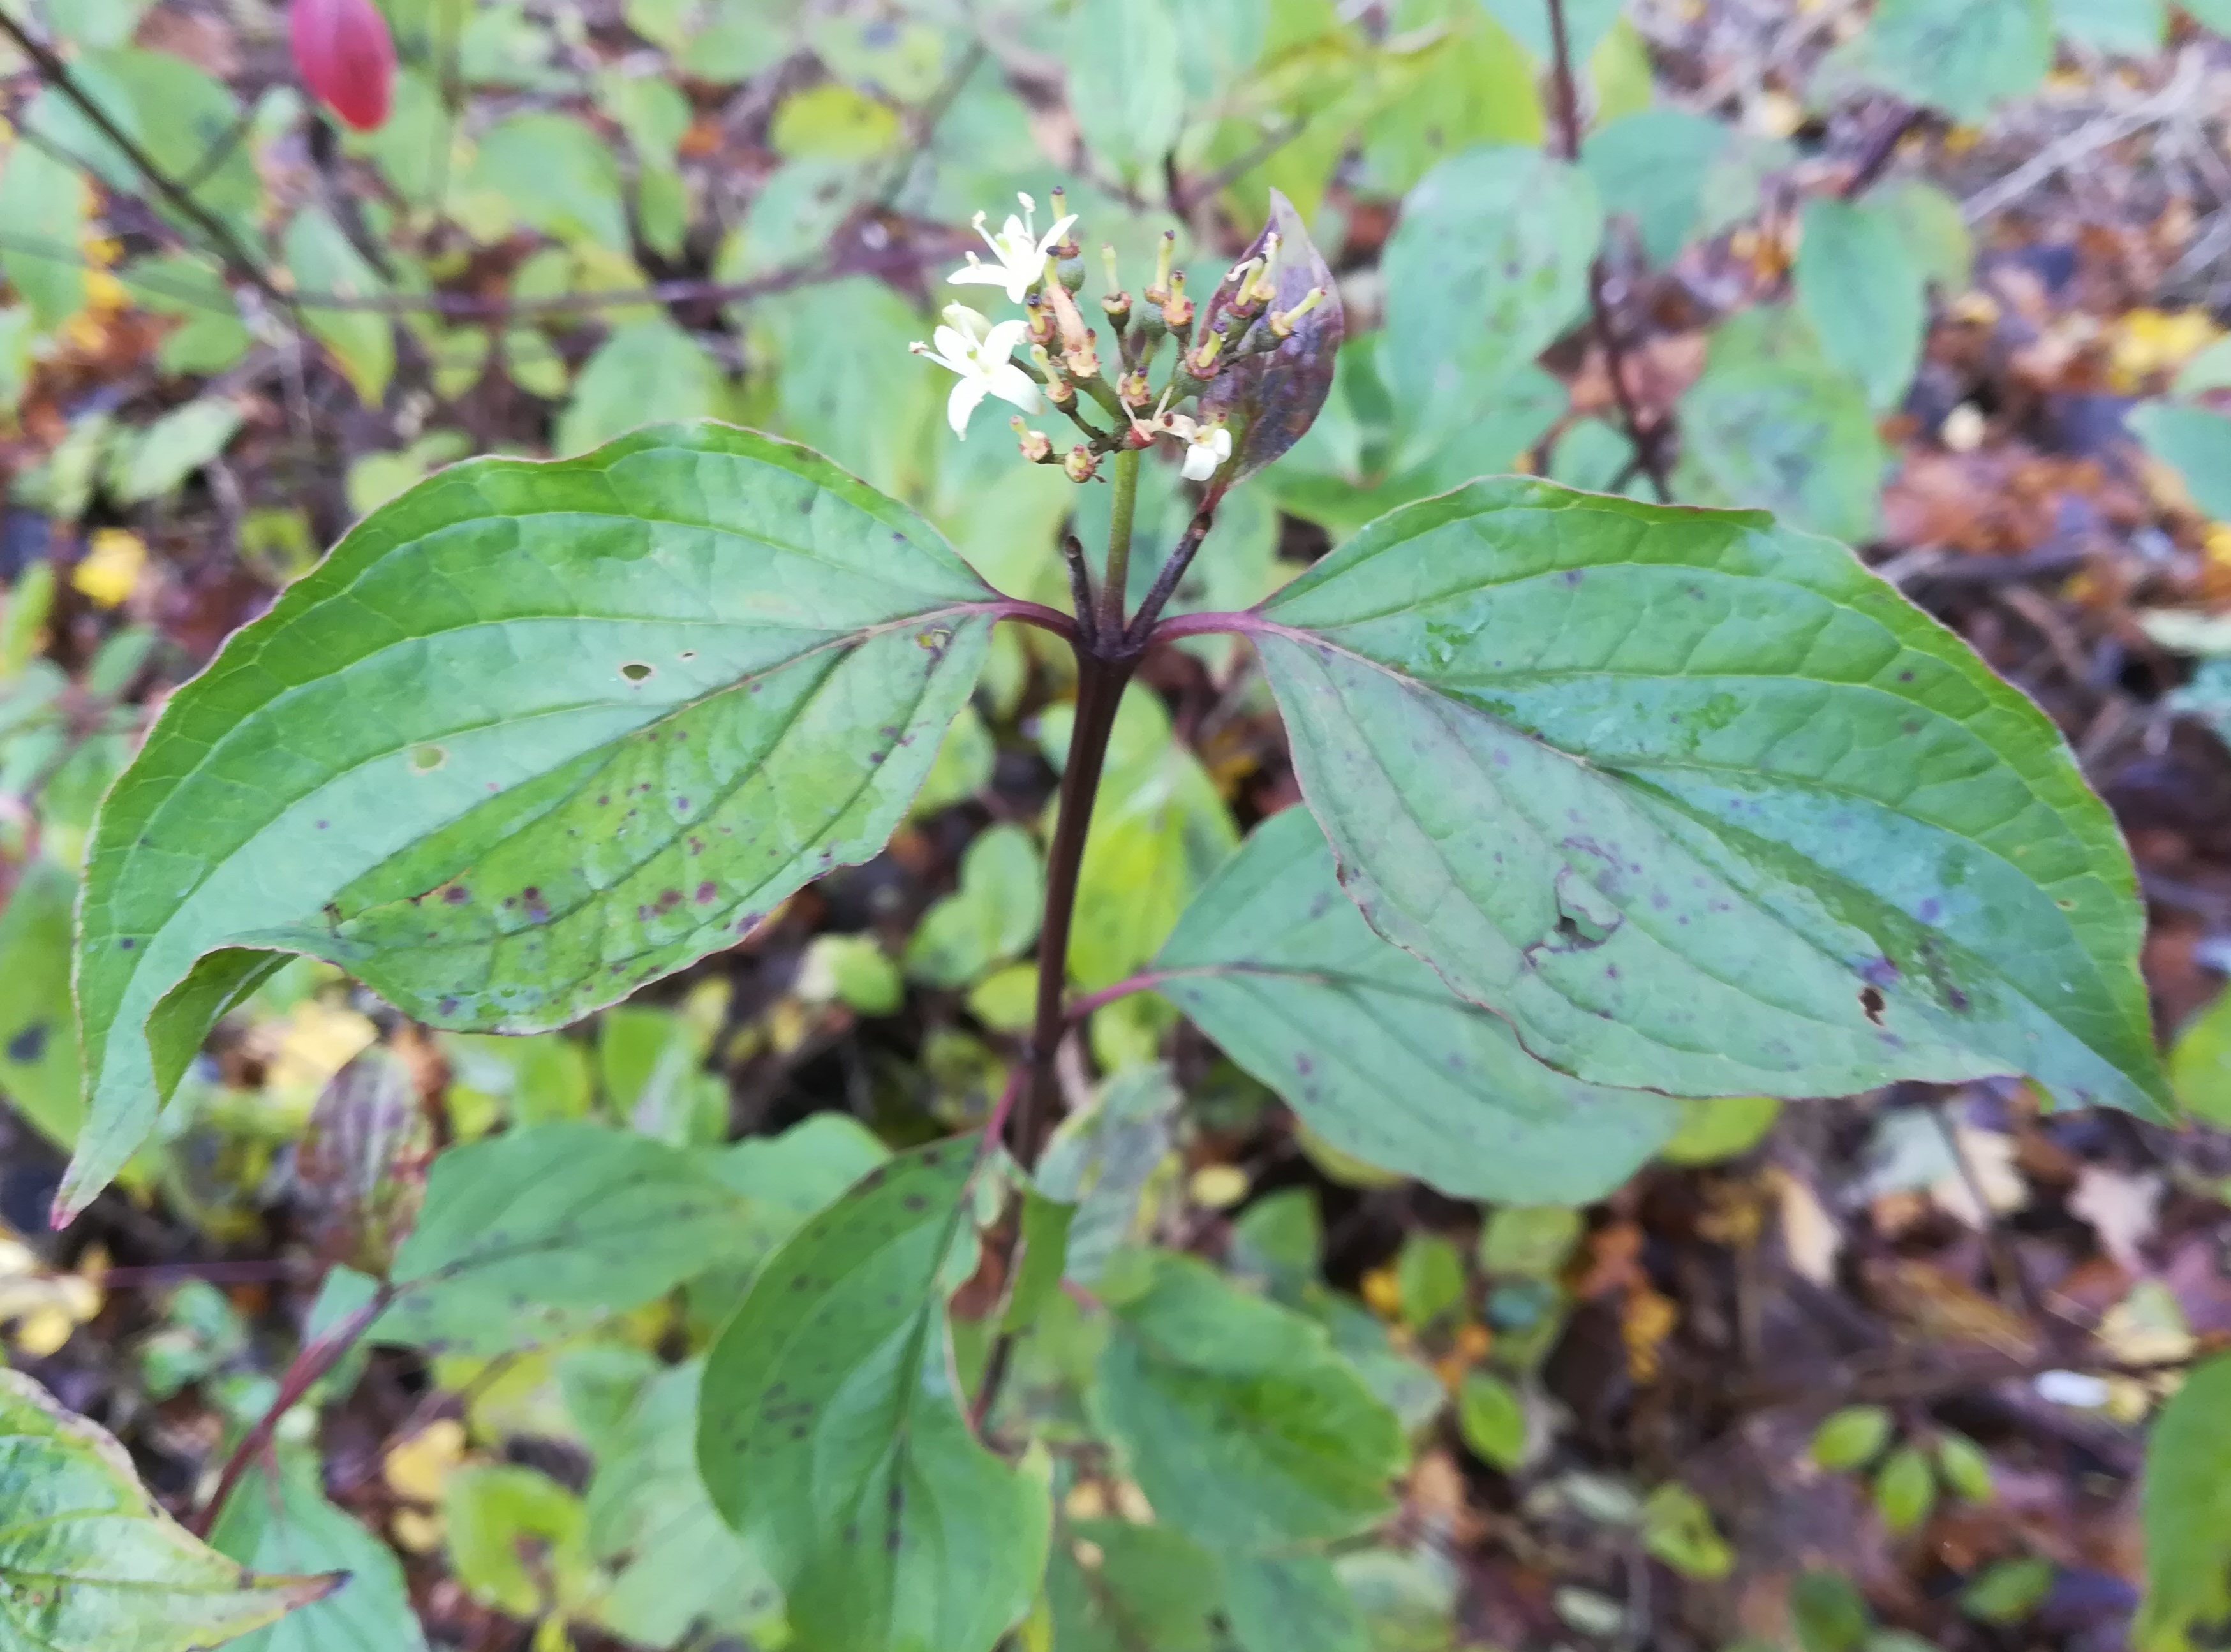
<box><xmin>50</xmin><ymin>187</ymin><xmax>2163</xmax><ymax>1652</ymax></box>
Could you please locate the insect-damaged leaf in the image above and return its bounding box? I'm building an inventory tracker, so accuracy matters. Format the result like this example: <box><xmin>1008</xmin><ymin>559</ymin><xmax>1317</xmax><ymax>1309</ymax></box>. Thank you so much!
<box><xmin>371</xmin><ymin>1121</ymin><xmax>751</xmax><ymax>1353</ymax></box>
<box><xmin>1155</xmin><ymin>808</ymin><xmax>1676</xmax><ymax>1202</ymax></box>
<box><xmin>64</xmin><ymin>422</ymin><xmax>1000</xmax><ymax>1219</ymax></box>
<box><xmin>696</xmin><ymin>1135</ymin><xmax>1049</xmax><ymax>1652</ymax></box>
<box><xmin>1197</xmin><ymin>189</ymin><xmax>1343</xmax><ymax>487</ymax></box>
<box><xmin>0</xmin><ymin>1369</ymin><xmax>340</xmax><ymax>1652</ymax></box>
<box><xmin>1247</xmin><ymin>478</ymin><xmax>2166</xmax><ymax>1116</ymax></box>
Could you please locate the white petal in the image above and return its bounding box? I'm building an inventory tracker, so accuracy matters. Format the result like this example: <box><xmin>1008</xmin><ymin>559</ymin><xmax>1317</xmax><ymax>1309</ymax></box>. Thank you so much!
<box><xmin>1181</xmin><ymin>445</ymin><xmax>1217</xmax><ymax>481</ymax></box>
<box><xmin>1164</xmin><ymin>413</ymin><xmax>1198</xmax><ymax>441</ymax></box>
<box><xmin>942</xmin><ymin>303</ymin><xmax>992</xmax><ymax>344</ymax></box>
<box><xmin>1037</xmin><ymin>214</ymin><xmax>1078</xmax><ymax>256</ymax></box>
<box><xmin>999</xmin><ymin>214</ymin><xmax>1031</xmax><ymax>246</ymax></box>
<box><xmin>984</xmin><ymin>363</ymin><xmax>1041</xmax><ymax>413</ymax></box>
<box><xmin>982</xmin><ymin>319</ymin><xmax>1031</xmax><ymax>358</ymax></box>
<box><xmin>947</xmin><ymin>376</ymin><xmax>988</xmax><ymax>437</ymax></box>
<box><xmin>949</xmin><ymin>264</ymin><xmax>1012</xmax><ymax>291</ymax></box>
<box><xmin>1002</xmin><ymin>269</ymin><xmax>1036</xmax><ymax>304</ymax></box>
<box><xmin>1210</xmin><ymin>429</ymin><xmax>1233</xmax><ymax>461</ymax></box>
<box><xmin>935</xmin><ymin>327</ymin><xmax>979</xmax><ymax>365</ymax></box>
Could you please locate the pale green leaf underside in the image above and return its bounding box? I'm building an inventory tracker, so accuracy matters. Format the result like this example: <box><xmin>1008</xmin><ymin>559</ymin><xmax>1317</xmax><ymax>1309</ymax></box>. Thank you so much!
<box><xmin>1254</xmin><ymin>478</ymin><xmax>2163</xmax><ymax>1116</ymax></box>
<box><xmin>67</xmin><ymin>422</ymin><xmax>998</xmax><ymax>1217</ymax></box>
<box><xmin>373</xmin><ymin>1122</ymin><xmax>753</xmax><ymax>1353</ymax></box>
<box><xmin>697</xmin><ymin>1136</ymin><xmax>1049</xmax><ymax>1652</ymax></box>
<box><xmin>1155</xmin><ymin>808</ymin><xmax>1676</xmax><ymax>1202</ymax></box>
<box><xmin>0</xmin><ymin>1369</ymin><xmax>336</xmax><ymax>1652</ymax></box>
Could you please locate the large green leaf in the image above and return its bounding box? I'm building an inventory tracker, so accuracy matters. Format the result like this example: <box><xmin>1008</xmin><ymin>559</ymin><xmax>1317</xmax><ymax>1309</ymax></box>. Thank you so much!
<box><xmin>1379</xmin><ymin>145</ymin><xmax>1599</xmax><ymax>454</ymax></box>
<box><xmin>1155</xmin><ymin>808</ymin><xmax>1675</xmax><ymax>1200</ymax></box>
<box><xmin>1092</xmin><ymin>1250</ymin><xmax>1406</xmax><ymax>1553</ymax></box>
<box><xmin>1045</xmin><ymin>1519</ymin><xmax>1225</xmax><ymax>1652</ymax></box>
<box><xmin>2137</xmin><ymin>1352</ymin><xmax>2231</xmax><ymax>1651</ymax></box>
<box><xmin>1236</xmin><ymin>478</ymin><xmax>2165</xmax><ymax>1115</ymax></box>
<box><xmin>0</xmin><ymin>140</ymin><xmax>87</xmax><ymax>330</ymax></box>
<box><xmin>697</xmin><ymin>1135</ymin><xmax>1049</xmax><ymax>1652</ymax></box>
<box><xmin>0</xmin><ymin>1369</ymin><xmax>338</xmax><ymax>1652</ymax></box>
<box><xmin>207</xmin><ymin>1454</ymin><xmax>429</xmax><ymax>1652</ymax></box>
<box><xmin>26</xmin><ymin>50</ymin><xmax>259</xmax><ymax>243</ymax></box>
<box><xmin>371</xmin><ymin>1121</ymin><xmax>751</xmax><ymax>1352</ymax></box>
<box><xmin>2129</xmin><ymin>402</ymin><xmax>2231</xmax><ymax>522</ymax></box>
<box><xmin>66</xmin><ymin>422</ymin><xmax>1000</xmax><ymax>1218</ymax></box>
<box><xmin>1582</xmin><ymin>109</ymin><xmax>1730</xmax><ymax>267</ymax></box>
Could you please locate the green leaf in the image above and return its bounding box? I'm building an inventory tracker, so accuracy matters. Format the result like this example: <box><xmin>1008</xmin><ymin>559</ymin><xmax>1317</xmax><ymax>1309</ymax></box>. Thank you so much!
<box><xmin>1395</xmin><ymin>1232</ymin><xmax>1465</xmax><ymax>1328</ymax></box>
<box><xmin>0</xmin><ymin>1368</ymin><xmax>339</xmax><ymax>1651</ymax></box>
<box><xmin>1069</xmin><ymin>0</ymin><xmax>1185</xmax><ymax>188</ymax></box>
<box><xmin>1810</xmin><ymin>1405</ymin><xmax>1893</xmax><ymax>1470</ymax></box>
<box><xmin>1478</xmin><ymin>1205</ymin><xmax>1582</xmax><ymax>1277</ymax></box>
<box><xmin>284</xmin><ymin>209</ymin><xmax>396</xmax><ymax>408</ymax></box>
<box><xmin>1247</xmin><ymin>477</ymin><xmax>2165</xmax><ymax>1116</ymax></box>
<box><xmin>443</xmin><ymin>1464</ymin><xmax>595</xmax><ymax>1619</ymax></box>
<box><xmin>2130</xmin><ymin>401</ymin><xmax>2231</xmax><ymax>521</ymax></box>
<box><xmin>1831</xmin><ymin>0</ymin><xmax>2052</xmax><ymax>122</ymax></box>
<box><xmin>1936</xmin><ymin>1431</ymin><xmax>1994</xmax><ymax>1502</ymax></box>
<box><xmin>463</xmin><ymin>112</ymin><xmax>632</xmax><ymax>252</ymax></box>
<box><xmin>1359</xmin><ymin>5</ymin><xmax>1541</xmax><ymax>195</ymax></box>
<box><xmin>556</xmin><ymin>318</ymin><xmax>725</xmax><ymax>456</ymax></box>
<box><xmin>771</xmin><ymin>83</ymin><xmax>901</xmax><ymax>160</ymax></box>
<box><xmin>577</xmin><ymin>1358</ymin><xmax>783</xmax><ymax>1644</ymax></box>
<box><xmin>904</xmin><ymin>822</ymin><xmax>1044</xmax><ymax>989</ymax></box>
<box><xmin>1791</xmin><ymin>1569</ymin><xmax>1870</xmax><ymax>1652</ymax></box>
<box><xmin>1795</xmin><ymin>198</ymin><xmax>1926</xmax><ymax>412</ymax></box>
<box><xmin>1479</xmin><ymin>0</ymin><xmax>1625</xmax><ymax>61</ymax></box>
<box><xmin>64</xmin><ymin>422</ymin><xmax>1000</xmax><ymax>1216</ymax></box>
<box><xmin>1872</xmin><ymin>1445</ymin><xmax>1937</xmax><ymax>1534</ymax></box>
<box><xmin>1222</xmin><ymin>1551</ymin><xmax>1369</xmax><ymax>1652</ymax></box>
<box><xmin>0</xmin><ymin>141</ymin><xmax>88</xmax><ymax>330</ymax></box>
<box><xmin>1380</xmin><ymin>146</ymin><xmax>1600</xmax><ymax>442</ymax></box>
<box><xmin>1154</xmin><ymin>806</ymin><xmax>1679</xmax><ymax>1200</ymax></box>
<box><xmin>2186</xmin><ymin>0</ymin><xmax>2231</xmax><ymax>38</ymax></box>
<box><xmin>105</xmin><ymin>397</ymin><xmax>244</xmax><ymax>505</ymax></box>
<box><xmin>1046</xmin><ymin>1519</ymin><xmax>1224</xmax><ymax>1652</ymax></box>
<box><xmin>0</xmin><ymin>855</ymin><xmax>84</xmax><ymax>1152</ymax></box>
<box><xmin>799</xmin><ymin>933</ymin><xmax>907</xmax><ymax>1015</ymax></box>
<box><xmin>372</xmin><ymin>1121</ymin><xmax>749</xmax><ymax>1352</ymax></box>
<box><xmin>2052</xmin><ymin>0</ymin><xmax>2165</xmax><ymax>52</ymax></box>
<box><xmin>26</xmin><ymin>50</ymin><xmax>258</xmax><ymax>243</ymax></box>
<box><xmin>1641</xmin><ymin>1482</ymin><xmax>1733</xmax><ymax>1579</ymax></box>
<box><xmin>2170</xmin><ymin>986</ymin><xmax>2231</xmax><ymax>1127</ymax></box>
<box><xmin>1659</xmin><ymin>1094</ymin><xmax>1781</xmax><ymax>1165</ymax></box>
<box><xmin>207</xmin><ymin>1453</ymin><xmax>430</xmax><ymax>1652</ymax></box>
<box><xmin>1036</xmin><ymin>1065</ymin><xmax>1183</xmax><ymax>1288</ymax></box>
<box><xmin>689</xmin><ymin>1112</ymin><xmax>892</xmax><ymax>1328</ymax></box>
<box><xmin>2138</xmin><ymin>1352</ymin><xmax>2231</xmax><ymax>1650</ymax></box>
<box><xmin>1873</xmin><ymin>179</ymin><xmax>1973</xmax><ymax>292</ymax></box>
<box><xmin>1456</xmin><ymin>1371</ymin><xmax>1527</xmax><ymax>1471</ymax></box>
<box><xmin>1583</xmin><ymin>108</ymin><xmax>1731</xmax><ymax>266</ymax></box>
<box><xmin>1678</xmin><ymin>307</ymin><xmax>1886</xmax><ymax>541</ymax></box>
<box><xmin>1044</xmin><ymin>685</ymin><xmax>1238</xmax><ymax>989</ymax></box>
<box><xmin>697</xmin><ymin>1135</ymin><xmax>1049</xmax><ymax>1652</ymax></box>
<box><xmin>1962</xmin><ymin>1554</ymin><xmax>2053</xmax><ymax>1624</ymax></box>
<box><xmin>1092</xmin><ymin>1249</ymin><xmax>1407</xmax><ymax>1552</ymax></box>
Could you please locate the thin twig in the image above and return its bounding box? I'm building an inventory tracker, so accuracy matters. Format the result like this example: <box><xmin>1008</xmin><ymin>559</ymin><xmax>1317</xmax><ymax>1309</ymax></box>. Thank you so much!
<box><xmin>1123</xmin><ymin>501</ymin><xmax>1218</xmax><ymax>647</ymax></box>
<box><xmin>1174</xmin><ymin>117</ymin><xmax>1309</xmax><ymax>213</ymax></box>
<box><xmin>0</xmin><ymin>12</ymin><xmax>293</xmax><ymax>314</ymax></box>
<box><xmin>1839</xmin><ymin>105</ymin><xmax>1922</xmax><ymax>200</ymax></box>
<box><xmin>1545</xmin><ymin>0</ymin><xmax>1672</xmax><ymax>503</ymax></box>
<box><xmin>188</xmin><ymin>1281</ymin><xmax>394</xmax><ymax>1538</ymax></box>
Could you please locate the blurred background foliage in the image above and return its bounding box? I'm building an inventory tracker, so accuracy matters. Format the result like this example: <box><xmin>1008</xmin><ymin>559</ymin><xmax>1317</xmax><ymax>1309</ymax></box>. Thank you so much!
<box><xmin>14</xmin><ymin>0</ymin><xmax>2231</xmax><ymax>1649</ymax></box>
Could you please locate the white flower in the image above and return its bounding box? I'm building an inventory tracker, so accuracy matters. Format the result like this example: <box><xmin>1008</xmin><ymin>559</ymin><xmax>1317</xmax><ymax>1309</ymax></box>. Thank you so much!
<box><xmin>1166</xmin><ymin>414</ymin><xmax>1233</xmax><ymax>482</ymax></box>
<box><xmin>911</xmin><ymin>304</ymin><xmax>1040</xmax><ymax>437</ymax></box>
<box><xmin>948</xmin><ymin>192</ymin><xmax>1078</xmax><ymax>306</ymax></box>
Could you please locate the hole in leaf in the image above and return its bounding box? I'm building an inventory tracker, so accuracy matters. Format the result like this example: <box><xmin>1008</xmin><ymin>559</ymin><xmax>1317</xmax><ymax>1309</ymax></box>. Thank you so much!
<box><xmin>1859</xmin><ymin>985</ymin><xmax>1886</xmax><ymax>1025</ymax></box>
<box><xmin>409</xmin><ymin>744</ymin><xmax>447</xmax><ymax>772</ymax></box>
<box><xmin>620</xmin><ymin>661</ymin><xmax>653</xmax><ymax>682</ymax></box>
<box><xmin>679</xmin><ymin>649</ymin><xmax>698</xmax><ymax>661</ymax></box>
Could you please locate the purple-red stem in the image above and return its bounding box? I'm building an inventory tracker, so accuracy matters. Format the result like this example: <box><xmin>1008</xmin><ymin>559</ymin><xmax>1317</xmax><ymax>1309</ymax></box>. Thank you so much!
<box><xmin>188</xmin><ymin>1281</ymin><xmax>394</xmax><ymax>1538</ymax></box>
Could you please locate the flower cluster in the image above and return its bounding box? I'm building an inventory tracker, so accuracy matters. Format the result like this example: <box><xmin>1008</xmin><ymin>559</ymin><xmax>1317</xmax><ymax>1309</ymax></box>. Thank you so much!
<box><xmin>909</xmin><ymin>191</ymin><xmax>1326</xmax><ymax>488</ymax></box>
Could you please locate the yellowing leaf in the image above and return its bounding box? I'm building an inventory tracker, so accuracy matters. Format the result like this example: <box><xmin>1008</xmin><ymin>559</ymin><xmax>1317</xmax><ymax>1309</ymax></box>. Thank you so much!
<box><xmin>71</xmin><ymin>527</ymin><xmax>146</xmax><ymax>607</ymax></box>
<box><xmin>384</xmin><ymin>1417</ymin><xmax>468</xmax><ymax>1504</ymax></box>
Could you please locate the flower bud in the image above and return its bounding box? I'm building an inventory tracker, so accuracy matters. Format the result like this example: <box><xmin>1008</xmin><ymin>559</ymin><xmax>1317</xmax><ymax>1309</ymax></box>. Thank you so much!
<box><xmin>290</xmin><ymin>0</ymin><xmax>396</xmax><ymax>131</ymax></box>
<box><xmin>1025</xmin><ymin>295</ymin><xmax>1055</xmax><ymax>348</ymax></box>
<box><xmin>1063</xmin><ymin>445</ymin><xmax>1099</xmax><ymax>483</ymax></box>
<box><xmin>1031</xmin><ymin>343</ymin><xmax>1075</xmax><ymax>406</ymax></box>
<box><xmin>1160</xmin><ymin>271</ymin><xmax>1192</xmax><ymax>332</ymax></box>
<box><xmin>1012</xmin><ymin>417</ymin><xmax>1053</xmax><ymax>463</ymax></box>
<box><xmin>1117</xmin><ymin>369</ymin><xmax>1151</xmax><ymax>409</ymax></box>
<box><xmin>1268</xmin><ymin>286</ymin><xmax>1328</xmax><ymax>339</ymax></box>
<box><xmin>1065</xmin><ymin>332</ymin><xmax>1101</xmax><ymax>381</ymax></box>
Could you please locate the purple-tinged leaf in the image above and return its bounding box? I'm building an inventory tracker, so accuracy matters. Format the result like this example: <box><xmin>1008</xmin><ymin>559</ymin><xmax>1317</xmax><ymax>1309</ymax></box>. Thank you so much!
<box><xmin>1197</xmin><ymin>189</ymin><xmax>1343</xmax><ymax>488</ymax></box>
